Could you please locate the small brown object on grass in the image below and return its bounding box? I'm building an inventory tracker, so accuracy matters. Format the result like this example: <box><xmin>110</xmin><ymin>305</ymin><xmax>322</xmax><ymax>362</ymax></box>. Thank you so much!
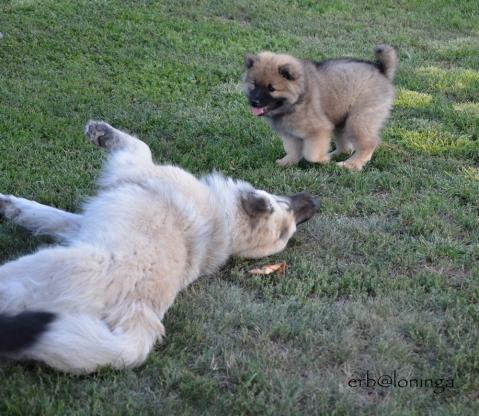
<box><xmin>248</xmin><ymin>261</ymin><xmax>287</xmax><ymax>275</ymax></box>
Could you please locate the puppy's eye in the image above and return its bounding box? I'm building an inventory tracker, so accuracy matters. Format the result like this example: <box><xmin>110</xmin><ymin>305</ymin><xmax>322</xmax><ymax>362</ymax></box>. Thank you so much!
<box><xmin>268</xmin><ymin>84</ymin><xmax>276</xmax><ymax>92</ymax></box>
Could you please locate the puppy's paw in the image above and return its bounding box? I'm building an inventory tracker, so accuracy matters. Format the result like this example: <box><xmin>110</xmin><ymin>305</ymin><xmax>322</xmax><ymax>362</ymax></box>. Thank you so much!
<box><xmin>276</xmin><ymin>156</ymin><xmax>299</xmax><ymax>167</ymax></box>
<box><xmin>303</xmin><ymin>153</ymin><xmax>331</xmax><ymax>164</ymax></box>
<box><xmin>85</xmin><ymin>121</ymin><xmax>116</xmax><ymax>148</ymax></box>
<box><xmin>315</xmin><ymin>155</ymin><xmax>331</xmax><ymax>164</ymax></box>
<box><xmin>328</xmin><ymin>148</ymin><xmax>354</xmax><ymax>159</ymax></box>
<box><xmin>336</xmin><ymin>161</ymin><xmax>363</xmax><ymax>171</ymax></box>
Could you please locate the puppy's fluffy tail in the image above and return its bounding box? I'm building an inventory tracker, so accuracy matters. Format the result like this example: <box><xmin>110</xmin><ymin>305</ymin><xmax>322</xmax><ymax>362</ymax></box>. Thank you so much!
<box><xmin>374</xmin><ymin>44</ymin><xmax>398</xmax><ymax>81</ymax></box>
<box><xmin>1</xmin><ymin>312</ymin><xmax>157</xmax><ymax>373</ymax></box>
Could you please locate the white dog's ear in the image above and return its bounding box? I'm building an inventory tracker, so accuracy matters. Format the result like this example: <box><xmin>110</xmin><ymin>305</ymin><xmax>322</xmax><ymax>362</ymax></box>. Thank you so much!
<box><xmin>241</xmin><ymin>192</ymin><xmax>273</xmax><ymax>217</ymax></box>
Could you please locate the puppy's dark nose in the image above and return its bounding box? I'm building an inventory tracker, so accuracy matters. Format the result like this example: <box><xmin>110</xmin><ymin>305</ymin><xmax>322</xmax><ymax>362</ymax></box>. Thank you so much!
<box><xmin>290</xmin><ymin>192</ymin><xmax>321</xmax><ymax>225</ymax></box>
<box><xmin>250</xmin><ymin>99</ymin><xmax>261</xmax><ymax>108</ymax></box>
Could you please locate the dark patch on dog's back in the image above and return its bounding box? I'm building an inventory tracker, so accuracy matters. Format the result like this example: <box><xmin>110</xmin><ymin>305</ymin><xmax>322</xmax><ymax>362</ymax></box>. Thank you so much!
<box><xmin>0</xmin><ymin>311</ymin><xmax>56</xmax><ymax>354</ymax></box>
<box><xmin>313</xmin><ymin>58</ymin><xmax>385</xmax><ymax>75</ymax></box>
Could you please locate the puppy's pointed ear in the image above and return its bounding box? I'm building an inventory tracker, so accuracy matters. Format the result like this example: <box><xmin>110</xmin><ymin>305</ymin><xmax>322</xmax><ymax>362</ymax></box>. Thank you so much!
<box><xmin>245</xmin><ymin>54</ymin><xmax>258</xmax><ymax>69</ymax></box>
<box><xmin>278</xmin><ymin>64</ymin><xmax>300</xmax><ymax>81</ymax></box>
<box><xmin>241</xmin><ymin>192</ymin><xmax>273</xmax><ymax>217</ymax></box>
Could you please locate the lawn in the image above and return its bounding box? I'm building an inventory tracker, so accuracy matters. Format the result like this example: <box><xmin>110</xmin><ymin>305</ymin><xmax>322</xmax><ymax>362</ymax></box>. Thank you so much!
<box><xmin>0</xmin><ymin>0</ymin><xmax>478</xmax><ymax>414</ymax></box>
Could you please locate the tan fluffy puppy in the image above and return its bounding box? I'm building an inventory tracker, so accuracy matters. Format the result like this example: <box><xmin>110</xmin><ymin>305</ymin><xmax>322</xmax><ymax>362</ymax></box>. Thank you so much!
<box><xmin>243</xmin><ymin>45</ymin><xmax>398</xmax><ymax>170</ymax></box>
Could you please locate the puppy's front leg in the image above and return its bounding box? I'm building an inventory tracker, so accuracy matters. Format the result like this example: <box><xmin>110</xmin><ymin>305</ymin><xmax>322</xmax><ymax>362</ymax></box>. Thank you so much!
<box><xmin>276</xmin><ymin>135</ymin><xmax>303</xmax><ymax>166</ymax></box>
<box><xmin>302</xmin><ymin>128</ymin><xmax>333</xmax><ymax>164</ymax></box>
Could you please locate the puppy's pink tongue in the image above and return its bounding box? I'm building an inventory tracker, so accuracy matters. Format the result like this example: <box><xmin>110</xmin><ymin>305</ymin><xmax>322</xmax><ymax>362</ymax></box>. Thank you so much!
<box><xmin>251</xmin><ymin>106</ymin><xmax>266</xmax><ymax>116</ymax></box>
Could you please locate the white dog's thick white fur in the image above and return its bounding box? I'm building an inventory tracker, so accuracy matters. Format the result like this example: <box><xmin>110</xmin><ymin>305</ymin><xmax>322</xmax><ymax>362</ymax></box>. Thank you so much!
<box><xmin>0</xmin><ymin>121</ymin><xmax>319</xmax><ymax>373</ymax></box>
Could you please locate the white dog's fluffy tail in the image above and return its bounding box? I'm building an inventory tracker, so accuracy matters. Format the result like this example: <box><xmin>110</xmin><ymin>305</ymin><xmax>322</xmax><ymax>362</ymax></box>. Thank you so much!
<box><xmin>1</xmin><ymin>311</ymin><xmax>157</xmax><ymax>373</ymax></box>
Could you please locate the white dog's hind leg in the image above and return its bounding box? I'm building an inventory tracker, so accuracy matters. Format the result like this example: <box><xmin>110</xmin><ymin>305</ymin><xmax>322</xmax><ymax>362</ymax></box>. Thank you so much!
<box><xmin>85</xmin><ymin>120</ymin><xmax>155</xmax><ymax>188</ymax></box>
<box><xmin>0</xmin><ymin>194</ymin><xmax>81</xmax><ymax>241</ymax></box>
<box><xmin>28</xmin><ymin>313</ymin><xmax>157</xmax><ymax>373</ymax></box>
<box><xmin>85</xmin><ymin>120</ymin><xmax>152</xmax><ymax>160</ymax></box>
<box><xmin>0</xmin><ymin>244</ymin><xmax>157</xmax><ymax>373</ymax></box>
<box><xmin>0</xmin><ymin>244</ymin><xmax>109</xmax><ymax>315</ymax></box>
<box><xmin>1</xmin><ymin>311</ymin><xmax>157</xmax><ymax>373</ymax></box>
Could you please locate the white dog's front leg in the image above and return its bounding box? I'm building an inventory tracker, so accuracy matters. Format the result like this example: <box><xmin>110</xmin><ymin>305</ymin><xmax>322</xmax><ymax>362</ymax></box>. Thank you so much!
<box><xmin>0</xmin><ymin>194</ymin><xmax>81</xmax><ymax>241</ymax></box>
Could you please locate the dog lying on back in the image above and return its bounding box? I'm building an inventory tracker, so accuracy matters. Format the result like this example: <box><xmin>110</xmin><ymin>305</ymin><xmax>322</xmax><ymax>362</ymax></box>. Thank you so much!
<box><xmin>244</xmin><ymin>45</ymin><xmax>398</xmax><ymax>171</ymax></box>
<box><xmin>0</xmin><ymin>121</ymin><xmax>320</xmax><ymax>373</ymax></box>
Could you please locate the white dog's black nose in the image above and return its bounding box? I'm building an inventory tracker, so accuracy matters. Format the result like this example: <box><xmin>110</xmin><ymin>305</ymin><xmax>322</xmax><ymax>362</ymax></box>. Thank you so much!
<box><xmin>290</xmin><ymin>192</ymin><xmax>320</xmax><ymax>225</ymax></box>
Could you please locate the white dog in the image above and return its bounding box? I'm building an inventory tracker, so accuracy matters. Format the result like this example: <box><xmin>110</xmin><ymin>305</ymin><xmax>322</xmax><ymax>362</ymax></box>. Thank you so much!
<box><xmin>0</xmin><ymin>121</ymin><xmax>320</xmax><ymax>373</ymax></box>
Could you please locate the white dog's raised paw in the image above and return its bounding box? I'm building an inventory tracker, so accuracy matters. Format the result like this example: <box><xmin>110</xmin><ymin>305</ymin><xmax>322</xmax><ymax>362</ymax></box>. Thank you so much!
<box><xmin>85</xmin><ymin>120</ymin><xmax>116</xmax><ymax>148</ymax></box>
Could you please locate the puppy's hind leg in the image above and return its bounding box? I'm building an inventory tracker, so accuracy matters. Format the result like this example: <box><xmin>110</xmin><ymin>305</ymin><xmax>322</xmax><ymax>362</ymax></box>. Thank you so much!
<box><xmin>328</xmin><ymin>128</ymin><xmax>354</xmax><ymax>159</ymax></box>
<box><xmin>0</xmin><ymin>194</ymin><xmax>81</xmax><ymax>241</ymax></box>
<box><xmin>337</xmin><ymin>139</ymin><xmax>378</xmax><ymax>171</ymax></box>
<box><xmin>336</xmin><ymin>109</ymin><xmax>386</xmax><ymax>171</ymax></box>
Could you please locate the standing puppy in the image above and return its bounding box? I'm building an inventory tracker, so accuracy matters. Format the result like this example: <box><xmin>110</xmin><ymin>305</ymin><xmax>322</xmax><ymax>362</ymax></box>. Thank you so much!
<box><xmin>243</xmin><ymin>45</ymin><xmax>398</xmax><ymax>170</ymax></box>
<box><xmin>0</xmin><ymin>121</ymin><xmax>320</xmax><ymax>373</ymax></box>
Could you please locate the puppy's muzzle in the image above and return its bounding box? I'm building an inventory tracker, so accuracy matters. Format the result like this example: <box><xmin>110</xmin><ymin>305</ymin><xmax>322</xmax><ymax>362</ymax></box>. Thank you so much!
<box><xmin>290</xmin><ymin>192</ymin><xmax>321</xmax><ymax>225</ymax></box>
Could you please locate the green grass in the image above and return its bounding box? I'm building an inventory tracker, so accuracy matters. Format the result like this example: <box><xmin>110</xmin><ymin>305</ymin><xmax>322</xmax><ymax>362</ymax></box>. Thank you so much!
<box><xmin>1</xmin><ymin>0</ymin><xmax>478</xmax><ymax>414</ymax></box>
